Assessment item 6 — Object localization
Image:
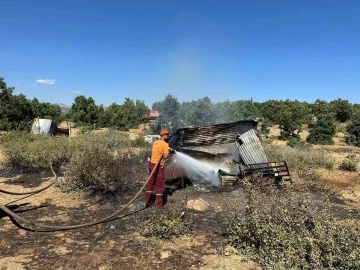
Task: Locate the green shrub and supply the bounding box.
[260,118,271,136]
[0,130,130,168]
[0,130,151,193]
[0,131,72,168]
[227,183,360,269]
[78,125,93,134]
[139,209,191,239]
[286,137,306,148]
[60,147,148,193]
[306,114,336,145]
[345,112,360,146]
[130,135,149,147]
[339,159,358,172]
[264,144,334,175]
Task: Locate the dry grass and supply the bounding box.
[315,168,358,189]
[334,132,346,145]
[0,255,31,270]
[264,144,335,173]
[0,150,4,164]
[314,168,360,203]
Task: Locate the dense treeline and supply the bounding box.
[1,77,360,146]
[63,95,148,131]
[0,78,62,130]
[0,78,148,132]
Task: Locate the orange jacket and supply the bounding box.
[150,139,169,166]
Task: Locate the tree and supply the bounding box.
[0,77,14,109]
[311,99,333,118]
[353,104,360,115]
[0,77,15,130]
[330,98,353,123]
[262,100,311,139]
[180,97,215,127]
[0,94,32,130]
[47,103,62,123]
[152,94,181,133]
[212,100,234,124]
[307,114,336,145]
[0,78,34,130]
[116,98,148,130]
[69,95,99,126]
[260,118,272,137]
[345,111,360,147]
[30,98,43,118]
[96,104,107,127]
[95,98,148,131]
[30,99,62,123]
[228,99,260,121]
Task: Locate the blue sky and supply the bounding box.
[1,0,360,107]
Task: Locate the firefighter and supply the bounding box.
[145,129,175,207]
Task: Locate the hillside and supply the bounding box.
[56,103,71,114]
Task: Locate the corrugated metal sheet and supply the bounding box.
[235,129,269,166]
[169,120,258,148]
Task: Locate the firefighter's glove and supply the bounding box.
[169,148,176,155]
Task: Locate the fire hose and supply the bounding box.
[0,155,162,231]
[0,165,58,195]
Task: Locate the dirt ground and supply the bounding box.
[1,171,359,269]
[0,168,262,270]
[1,127,360,270]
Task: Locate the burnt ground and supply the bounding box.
[1,169,359,270]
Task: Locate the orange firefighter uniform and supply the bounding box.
[145,129,170,207]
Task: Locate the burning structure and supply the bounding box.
[165,120,291,187]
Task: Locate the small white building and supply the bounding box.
[31,118,57,135]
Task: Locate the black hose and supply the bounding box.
[0,156,162,231]
[0,165,57,195]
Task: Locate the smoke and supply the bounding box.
[163,46,204,98]
[172,152,228,186]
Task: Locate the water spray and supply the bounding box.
[171,152,228,186]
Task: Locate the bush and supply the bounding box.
[286,137,306,148]
[0,130,130,168]
[345,112,360,147]
[306,114,336,145]
[227,183,360,269]
[339,159,358,172]
[264,144,334,175]
[60,147,148,193]
[139,208,191,239]
[0,130,151,194]
[78,125,93,134]
[0,131,72,168]
[130,135,150,147]
[260,118,271,136]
